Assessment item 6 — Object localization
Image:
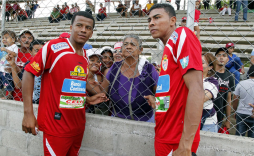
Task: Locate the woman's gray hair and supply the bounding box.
[122,34,142,48]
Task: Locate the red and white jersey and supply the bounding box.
[25,38,88,137]
[155,27,203,144]
[17,49,32,68]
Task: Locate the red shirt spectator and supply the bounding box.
[60,7,67,14]
[18,9,28,18]
[6,3,11,12]
[99,6,107,17]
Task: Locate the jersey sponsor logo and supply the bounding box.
[59,95,85,109]
[180,56,189,69]
[70,65,87,77]
[62,79,86,94]
[30,61,41,72]
[169,31,178,44]
[155,96,170,112]
[162,55,168,71]
[51,42,70,52]
[156,75,170,93]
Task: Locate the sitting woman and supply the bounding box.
[100,34,159,122]
[219,3,231,16]
[201,53,219,132]
[96,3,107,21]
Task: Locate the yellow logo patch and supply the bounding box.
[30,61,40,72]
[70,65,87,77]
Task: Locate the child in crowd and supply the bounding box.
[225,42,245,86]
[22,39,45,104]
[113,42,123,62]
[181,16,187,26]
[0,30,19,99]
[194,1,210,40]
[219,3,231,16]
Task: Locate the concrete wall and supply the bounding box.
[0,100,254,156]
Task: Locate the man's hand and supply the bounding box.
[241,67,245,74]
[173,147,191,156]
[87,93,108,105]
[6,54,15,66]
[144,95,155,109]
[249,103,254,118]
[22,113,39,135]
[224,120,231,129]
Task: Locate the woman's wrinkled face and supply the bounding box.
[122,37,142,59]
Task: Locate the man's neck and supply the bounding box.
[229,53,233,57]
[20,47,30,53]
[69,38,84,56]
[215,64,225,73]
[161,27,176,45]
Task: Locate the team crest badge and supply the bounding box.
[170,31,178,44]
[162,55,168,71]
[180,56,189,69]
[70,65,87,77]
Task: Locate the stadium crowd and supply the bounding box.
[0,1,254,156]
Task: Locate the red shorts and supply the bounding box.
[142,9,150,15]
[43,133,84,156]
[154,140,199,156]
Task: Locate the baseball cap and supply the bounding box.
[83,44,93,50]
[182,17,187,21]
[19,29,35,39]
[59,32,70,39]
[114,42,123,50]
[215,47,228,56]
[248,65,254,77]
[86,48,102,59]
[100,46,115,55]
[226,43,234,48]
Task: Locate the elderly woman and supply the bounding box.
[100,34,159,122]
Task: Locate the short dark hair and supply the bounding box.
[71,11,95,28]
[2,30,17,42]
[215,47,228,56]
[149,3,176,18]
[31,39,45,47]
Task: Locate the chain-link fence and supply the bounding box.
[0,0,254,142]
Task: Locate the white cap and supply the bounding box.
[100,46,115,55]
[86,48,102,59]
[114,42,123,49]
[19,29,35,38]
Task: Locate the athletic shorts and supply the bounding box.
[154,140,199,156]
[43,133,84,156]
[194,22,199,26]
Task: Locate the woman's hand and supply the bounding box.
[144,95,156,109]
[87,93,109,105]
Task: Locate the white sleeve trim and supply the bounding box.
[176,28,187,61]
[42,42,50,69]
[165,44,177,63]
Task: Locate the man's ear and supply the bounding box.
[170,16,177,27]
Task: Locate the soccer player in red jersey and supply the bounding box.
[148,4,204,156]
[22,11,108,156]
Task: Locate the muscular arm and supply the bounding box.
[224,91,232,128]
[177,70,204,154]
[232,94,239,111]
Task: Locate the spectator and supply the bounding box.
[100,34,159,122]
[0,30,19,100]
[32,1,40,18]
[75,3,80,11]
[5,2,11,22]
[22,39,44,104]
[201,53,219,132]
[48,8,61,23]
[181,16,187,26]
[148,4,203,155]
[86,0,94,15]
[214,47,235,131]
[24,1,31,19]
[100,46,114,75]
[64,2,70,11]
[67,4,79,20]
[104,0,111,13]
[247,48,254,79]
[56,4,60,11]
[60,5,68,20]
[125,0,131,9]
[175,0,181,10]
[225,43,245,86]
[30,3,35,19]
[233,65,254,138]
[11,2,20,21]
[194,1,209,40]
[216,0,222,9]
[130,0,142,17]
[203,0,210,10]
[17,9,28,21]
[220,3,231,16]
[142,0,154,16]
[235,0,248,22]
[96,3,107,21]
[230,0,236,9]
[113,42,123,62]
[116,1,128,17]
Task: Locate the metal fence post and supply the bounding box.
[1,0,6,47]
[186,0,195,31]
